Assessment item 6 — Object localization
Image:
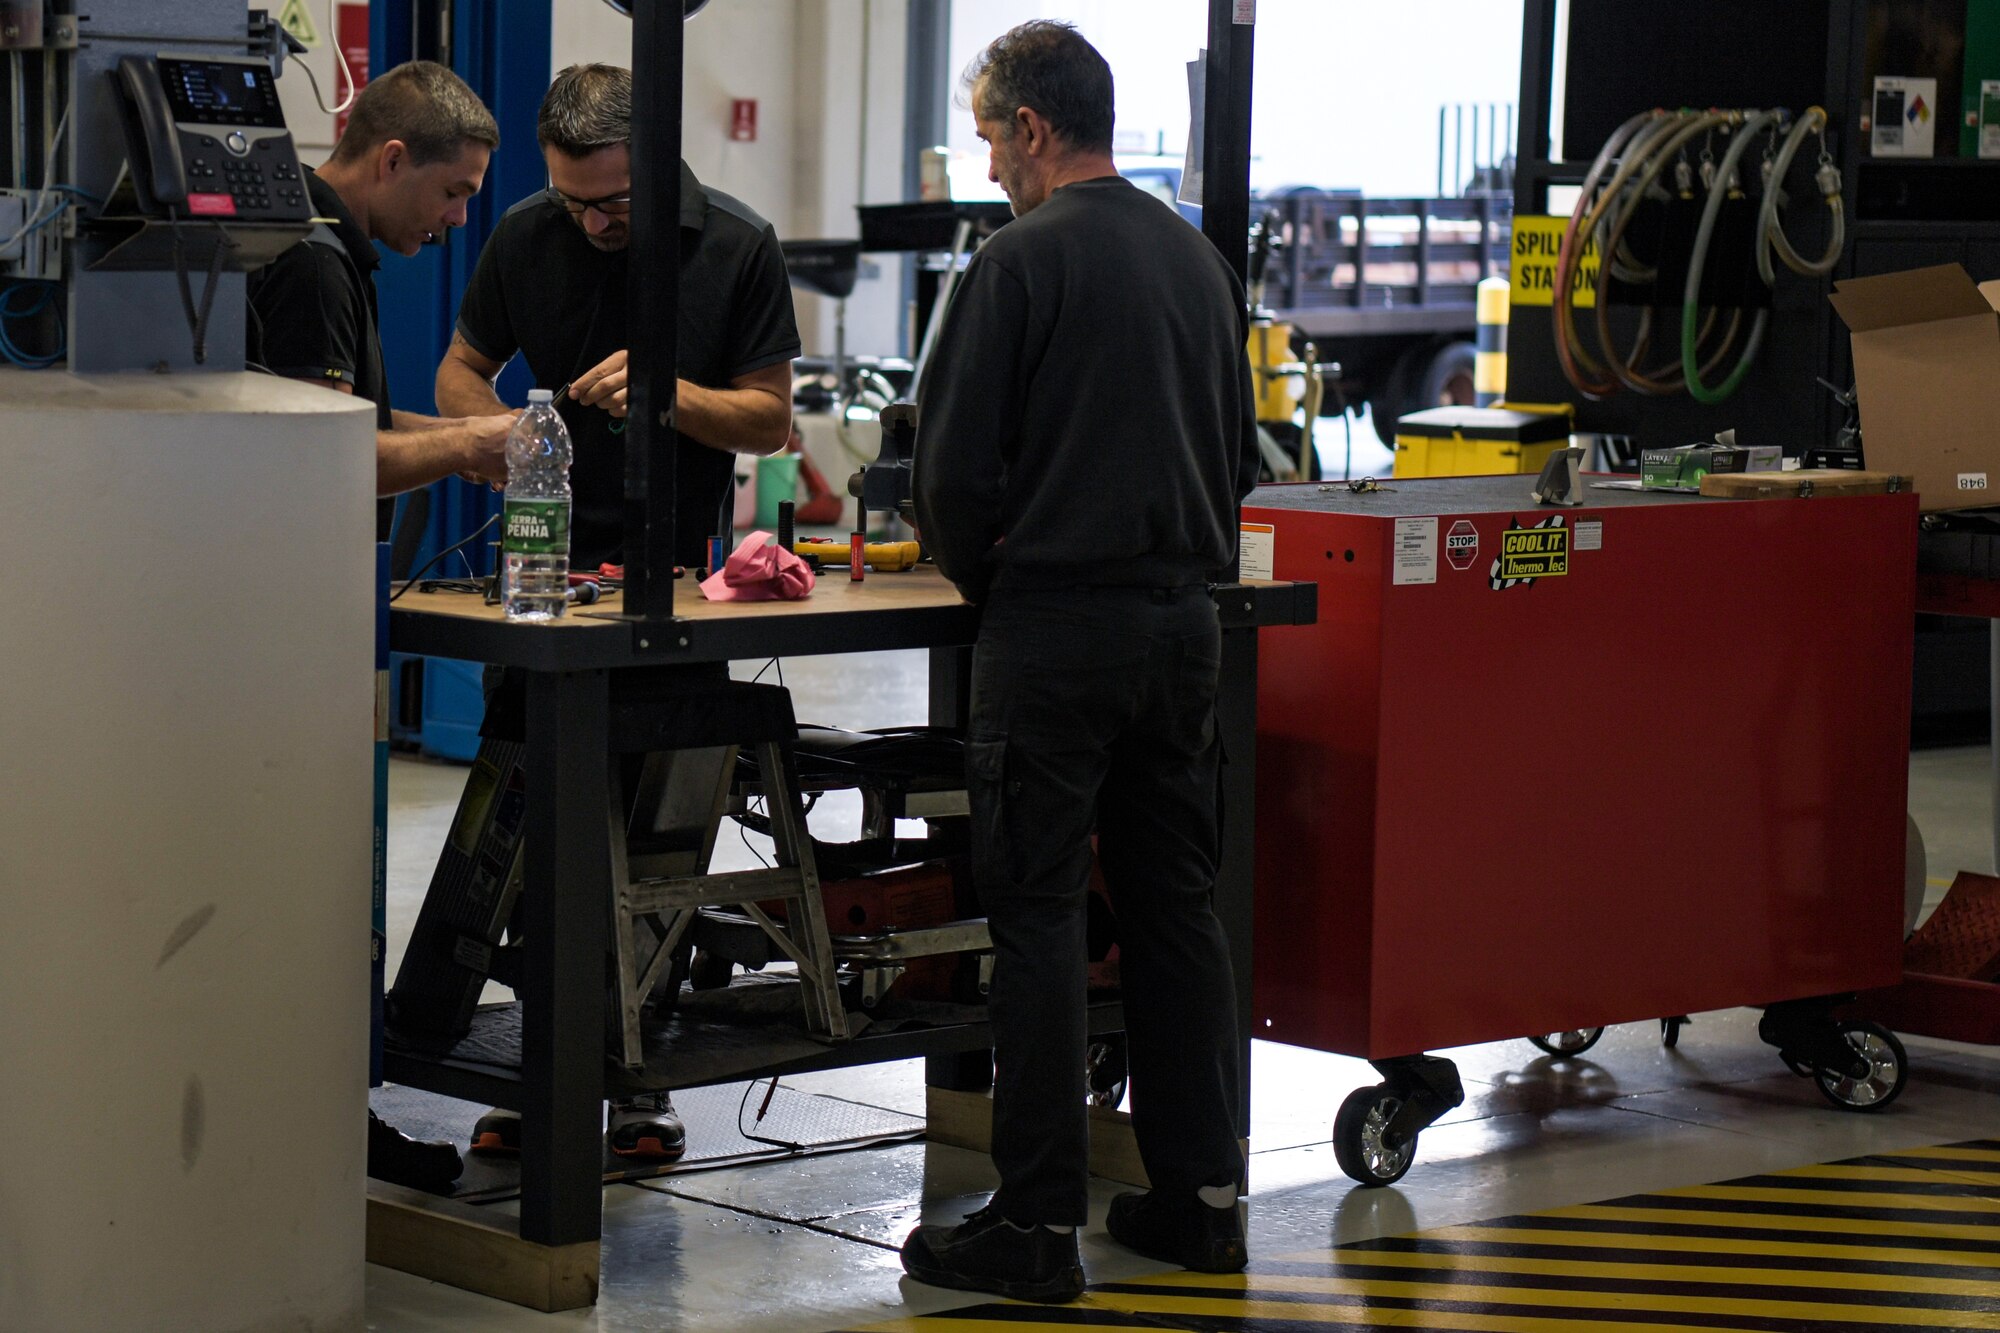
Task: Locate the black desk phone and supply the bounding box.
[113,54,312,223]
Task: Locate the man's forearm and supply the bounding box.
[436,357,509,418]
[391,408,449,431]
[377,425,475,496]
[677,380,789,456]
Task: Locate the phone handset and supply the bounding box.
[115,55,188,210]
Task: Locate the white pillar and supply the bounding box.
[0,371,376,1332]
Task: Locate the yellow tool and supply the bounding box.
[793,539,923,573]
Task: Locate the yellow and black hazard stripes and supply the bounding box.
[847,1140,2000,1332]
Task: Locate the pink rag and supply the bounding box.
[698,530,817,602]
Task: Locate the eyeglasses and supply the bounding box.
[543,186,633,218]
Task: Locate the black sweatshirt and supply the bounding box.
[914,176,1259,601]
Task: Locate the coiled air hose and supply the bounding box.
[1554,104,1848,405]
[1758,106,1844,282]
[1682,109,1781,404]
[1594,110,1738,393]
[1552,109,1663,398]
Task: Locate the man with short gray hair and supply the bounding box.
[899,19,1258,1304]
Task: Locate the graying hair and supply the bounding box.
[539,64,631,156]
[332,60,498,166]
[959,20,1114,152]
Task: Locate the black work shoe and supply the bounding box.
[608,1092,687,1161]
[367,1109,464,1193]
[1106,1189,1247,1273]
[467,1106,520,1156]
[900,1204,1086,1304]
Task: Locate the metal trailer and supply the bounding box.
[1261,187,1511,442]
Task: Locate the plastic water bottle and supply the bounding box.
[502,388,573,621]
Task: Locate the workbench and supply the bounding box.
[383,566,1314,1306]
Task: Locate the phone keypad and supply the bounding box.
[179,131,309,218]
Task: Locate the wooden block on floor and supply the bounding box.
[367,1179,600,1312]
[925,1085,1151,1188]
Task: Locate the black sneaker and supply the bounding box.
[367,1110,464,1193]
[1106,1189,1247,1273]
[900,1204,1086,1304]
[608,1092,687,1161]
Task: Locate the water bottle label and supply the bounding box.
[503,499,571,556]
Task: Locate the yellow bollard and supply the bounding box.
[1475,275,1509,407]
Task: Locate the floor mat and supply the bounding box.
[845,1138,2000,1331]
[370,1077,925,1201]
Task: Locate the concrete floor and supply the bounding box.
[365,651,2000,1331]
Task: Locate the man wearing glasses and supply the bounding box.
[437,61,798,571]
[433,62,800,1163]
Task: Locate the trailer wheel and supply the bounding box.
[1333,1085,1418,1187]
[1372,340,1480,447]
[1814,1022,1907,1112]
[1418,340,1479,411]
[1528,1027,1604,1057]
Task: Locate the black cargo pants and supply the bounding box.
[968,583,1243,1226]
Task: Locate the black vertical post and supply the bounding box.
[1514,0,1559,214]
[902,0,950,201]
[519,669,611,1245]
[624,2,683,621]
[1202,0,1256,1149]
[1200,0,1254,284]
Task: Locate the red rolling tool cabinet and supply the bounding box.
[1245,475,1918,1184]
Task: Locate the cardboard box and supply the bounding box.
[1829,264,2000,512]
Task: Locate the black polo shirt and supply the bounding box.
[248,167,395,537]
[454,161,801,568]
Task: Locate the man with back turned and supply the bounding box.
[900,19,1261,1306]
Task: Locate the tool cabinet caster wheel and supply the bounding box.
[1528,1027,1603,1057]
[1815,1021,1907,1112]
[1086,1035,1129,1109]
[1333,1085,1417,1187]
[1661,1016,1688,1048]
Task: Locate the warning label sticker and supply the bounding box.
[1392,516,1438,586]
[1491,516,1570,590]
[1574,519,1603,551]
[1239,522,1274,580]
[1445,519,1479,571]
[1509,215,1597,309]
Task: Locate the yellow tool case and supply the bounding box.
[1392,405,1572,479]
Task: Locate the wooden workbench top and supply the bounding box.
[389,565,1313,671]
[390,564,980,669]
[394,563,969,629]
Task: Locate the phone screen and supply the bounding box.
[160,59,284,129]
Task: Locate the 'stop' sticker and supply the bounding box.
[1445,519,1479,571]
